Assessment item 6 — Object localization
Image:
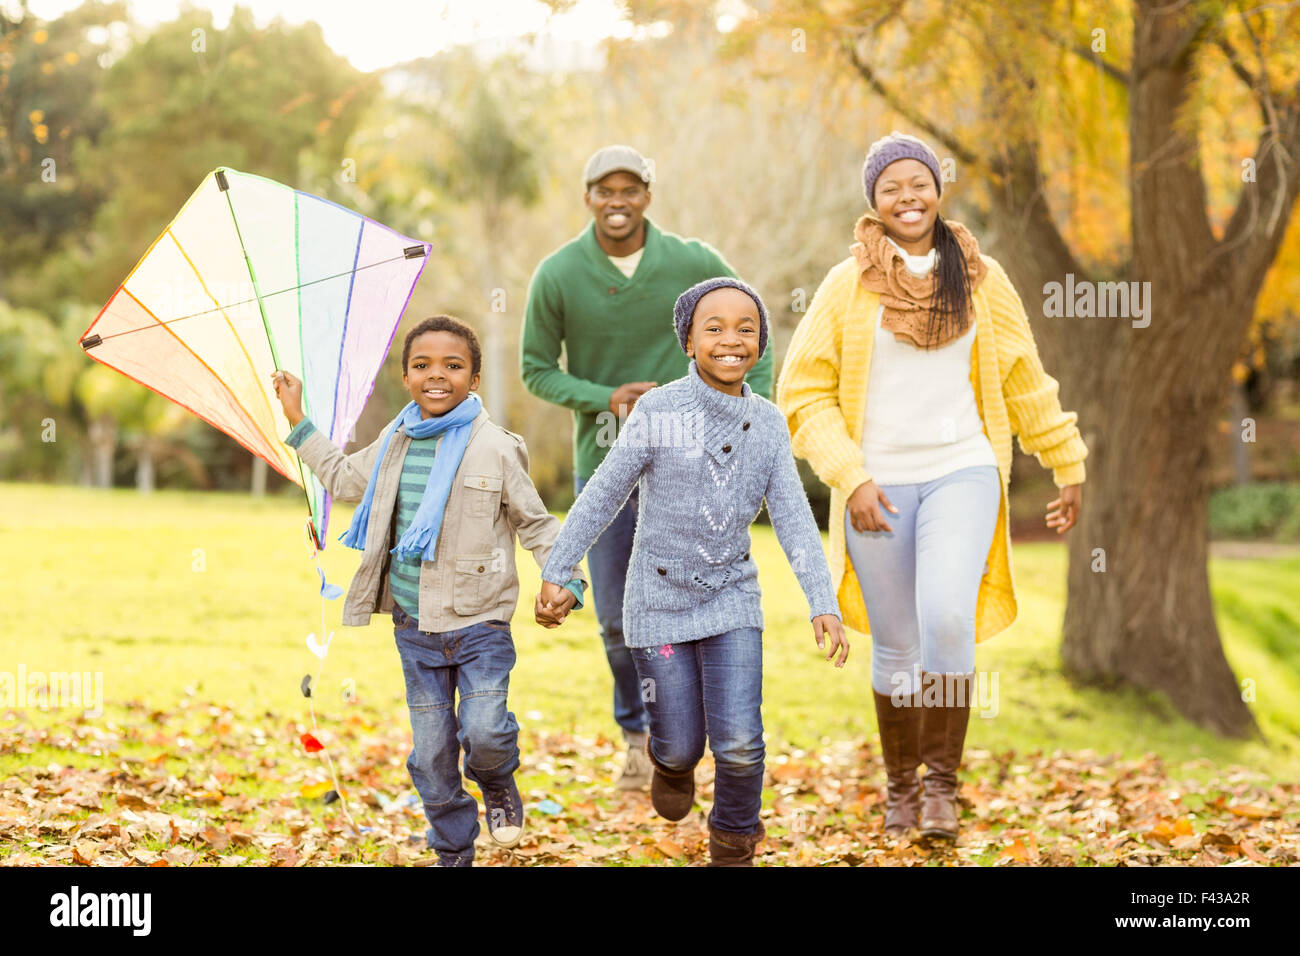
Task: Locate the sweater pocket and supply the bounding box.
[452,553,499,615]
[462,474,504,518]
[643,558,698,611]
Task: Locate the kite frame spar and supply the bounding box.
[79,166,432,548]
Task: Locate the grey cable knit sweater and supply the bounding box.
[540,359,841,648]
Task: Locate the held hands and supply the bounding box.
[1046,484,1082,534]
[813,614,849,667]
[535,581,577,628]
[271,370,305,426]
[848,480,898,533]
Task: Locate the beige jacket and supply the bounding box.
[291,406,586,631]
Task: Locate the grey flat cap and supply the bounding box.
[584,145,654,189]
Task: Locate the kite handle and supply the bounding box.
[303,518,321,557]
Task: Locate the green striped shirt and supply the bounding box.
[389,434,443,619]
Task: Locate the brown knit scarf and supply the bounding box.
[849,213,988,350]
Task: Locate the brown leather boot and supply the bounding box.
[872,687,923,836]
[919,672,975,841]
[645,737,695,822]
[707,819,766,866]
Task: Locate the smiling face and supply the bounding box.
[402,330,479,419]
[584,170,651,252]
[685,287,761,396]
[872,158,940,255]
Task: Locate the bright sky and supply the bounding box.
[21,0,648,71]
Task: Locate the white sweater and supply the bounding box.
[859,239,998,485]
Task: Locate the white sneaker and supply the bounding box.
[615,734,652,791]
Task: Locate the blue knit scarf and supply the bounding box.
[338,392,482,562]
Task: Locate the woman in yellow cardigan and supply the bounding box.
[776,132,1087,842]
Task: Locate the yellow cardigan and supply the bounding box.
[776,254,1088,642]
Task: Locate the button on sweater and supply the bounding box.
[541,359,841,648]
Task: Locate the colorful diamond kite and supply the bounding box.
[79,167,431,546]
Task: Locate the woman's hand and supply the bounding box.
[535,581,577,628]
[271,370,305,427]
[813,614,850,667]
[1046,484,1082,534]
[847,480,898,533]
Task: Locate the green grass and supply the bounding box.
[2,479,1298,790]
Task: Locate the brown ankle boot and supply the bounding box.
[872,687,923,836]
[645,737,695,822]
[707,819,766,866]
[919,672,974,841]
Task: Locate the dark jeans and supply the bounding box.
[392,606,520,864]
[575,472,649,736]
[631,628,765,834]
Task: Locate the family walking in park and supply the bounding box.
[271,132,1088,866]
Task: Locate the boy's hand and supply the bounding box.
[813,614,849,667]
[535,581,577,628]
[271,370,305,426]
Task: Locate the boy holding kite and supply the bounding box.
[273,315,586,866]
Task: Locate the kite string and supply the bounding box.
[305,543,357,831]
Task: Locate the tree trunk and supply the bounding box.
[1229,383,1251,486]
[135,442,154,493]
[481,208,507,431]
[1059,289,1259,737]
[250,455,267,497]
[88,415,116,488]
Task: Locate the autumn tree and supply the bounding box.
[750,0,1300,736]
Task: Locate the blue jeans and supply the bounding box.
[631,628,765,834]
[575,473,649,736]
[392,606,521,863]
[843,464,1001,697]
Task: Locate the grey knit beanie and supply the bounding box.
[862,131,943,209]
[673,277,769,358]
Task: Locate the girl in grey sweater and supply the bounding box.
[538,276,847,865]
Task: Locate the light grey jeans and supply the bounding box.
[844,465,1001,696]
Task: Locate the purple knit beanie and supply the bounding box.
[673,276,769,358]
[861,131,943,209]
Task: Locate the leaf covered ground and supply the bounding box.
[2,695,1296,867]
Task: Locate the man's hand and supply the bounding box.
[271,370,305,426]
[535,581,577,628]
[847,480,898,533]
[813,614,849,667]
[609,381,658,416]
[1046,484,1082,534]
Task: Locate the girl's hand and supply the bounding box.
[813,614,849,667]
[271,370,305,427]
[848,480,898,533]
[1046,484,1082,534]
[535,581,576,628]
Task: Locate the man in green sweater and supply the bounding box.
[521,145,773,790]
